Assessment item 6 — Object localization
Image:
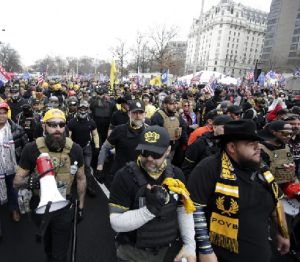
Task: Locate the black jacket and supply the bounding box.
[9,119,28,161]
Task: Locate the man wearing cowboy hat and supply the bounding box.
[188,119,290,262]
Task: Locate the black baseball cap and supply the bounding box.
[258,120,292,141]
[227,105,242,114]
[136,126,170,154]
[213,115,232,126]
[128,100,145,112]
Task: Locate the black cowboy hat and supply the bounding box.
[213,119,264,142]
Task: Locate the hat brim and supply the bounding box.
[136,144,166,154]
[212,133,264,142]
[257,130,277,141]
[130,108,145,113]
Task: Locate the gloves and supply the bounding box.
[78,208,84,223]
[145,186,169,216]
[27,174,40,190]
[95,169,105,184]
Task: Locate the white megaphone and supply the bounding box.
[35,153,69,214]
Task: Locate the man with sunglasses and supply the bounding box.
[13,108,86,262]
[68,101,99,197]
[95,100,147,184]
[259,120,297,185]
[109,125,196,262]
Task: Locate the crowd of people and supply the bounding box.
[0,77,300,262]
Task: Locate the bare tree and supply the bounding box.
[111,39,130,79]
[0,43,22,72]
[31,56,56,75]
[148,25,178,73]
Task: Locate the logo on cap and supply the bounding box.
[136,102,141,108]
[145,132,160,143]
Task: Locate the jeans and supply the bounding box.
[82,144,92,177]
[5,174,18,211]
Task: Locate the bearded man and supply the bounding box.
[109,125,196,262]
[13,109,86,262]
[188,120,290,262]
[151,96,188,161]
[95,100,148,183]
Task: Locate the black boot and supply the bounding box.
[86,176,97,198]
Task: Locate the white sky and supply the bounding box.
[0,0,272,66]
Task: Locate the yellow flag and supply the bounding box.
[110,60,117,92]
[149,75,162,87]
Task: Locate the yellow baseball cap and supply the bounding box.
[43,109,66,122]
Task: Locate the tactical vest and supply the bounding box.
[94,99,112,118]
[127,162,179,249]
[158,110,182,141]
[260,144,296,184]
[36,137,74,195]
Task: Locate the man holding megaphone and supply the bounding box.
[13,108,86,262]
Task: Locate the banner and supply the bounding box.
[110,60,117,92]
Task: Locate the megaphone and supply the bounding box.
[35,153,69,214]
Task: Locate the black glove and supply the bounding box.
[27,174,40,190]
[95,169,105,183]
[145,186,168,216]
[78,208,84,223]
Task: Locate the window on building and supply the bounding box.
[289,52,297,57]
[290,44,298,50]
[214,67,217,71]
[294,28,300,35]
[215,61,217,65]
[292,36,300,43]
[229,31,231,35]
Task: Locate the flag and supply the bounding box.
[190,72,202,84]
[246,71,254,81]
[149,75,162,87]
[22,72,30,80]
[37,73,45,84]
[257,72,265,87]
[0,65,10,83]
[161,70,168,85]
[295,68,300,77]
[110,60,117,92]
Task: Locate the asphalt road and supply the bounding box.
[0,177,117,262]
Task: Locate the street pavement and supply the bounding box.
[0,177,117,262]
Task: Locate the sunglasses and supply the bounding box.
[46,122,66,128]
[141,150,164,159]
[278,130,292,137]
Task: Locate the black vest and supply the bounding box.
[127,162,179,249]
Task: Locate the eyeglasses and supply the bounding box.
[46,122,66,128]
[141,150,164,159]
[183,104,189,107]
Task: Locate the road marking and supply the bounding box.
[91,168,110,198]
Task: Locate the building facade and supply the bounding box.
[185,0,268,78]
[261,0,300,71]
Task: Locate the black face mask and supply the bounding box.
[44,130,66,152]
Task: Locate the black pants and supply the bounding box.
[32,197,74,262]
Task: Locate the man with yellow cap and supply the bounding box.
[13,108,86,262]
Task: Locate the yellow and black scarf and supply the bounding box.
[210,151,288,254]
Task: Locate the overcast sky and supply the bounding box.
[0,0,272,66]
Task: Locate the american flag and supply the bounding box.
[246,71,254,81]
[202,75,216,96]
[37,73,45,84]
[190,72,203,84]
